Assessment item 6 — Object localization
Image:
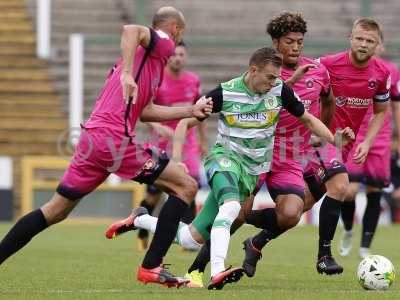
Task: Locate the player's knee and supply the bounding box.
[173,174,197,202]
[277,209,302,229]
[276,198,303,229]
[217,201,241,222]
[328,184,347,200]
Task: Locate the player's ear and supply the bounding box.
[272,38,279,49]
[249,65,257,75]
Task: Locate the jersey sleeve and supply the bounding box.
[205,85,223,113]
[281,83,305,117]
[374,69,391,103]
[319,67,331,97]
[390,66,400,101]
[150,28,174,59]
[196,85,223,122]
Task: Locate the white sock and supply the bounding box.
[210,201,241,277]
[134,215,158,233]
[176,224,202,251]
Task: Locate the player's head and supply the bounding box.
[247,47,283,94]
[350,18,382,65]
[152,7,185,44]
[167,42,187,73]
[267,12,307,67]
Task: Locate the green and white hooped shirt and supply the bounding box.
[204,73,305,175]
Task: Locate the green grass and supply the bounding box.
[0,223,398,300]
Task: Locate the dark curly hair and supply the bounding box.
[266,12,307,40]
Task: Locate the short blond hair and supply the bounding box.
[152,7,185,29]
[352,17,383,39]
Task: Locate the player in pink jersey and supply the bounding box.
[339,36,400,258]
[0,7,213,288]
[148,42,207,223]
[240,12,351,276]
[313,18,390,270]
[179,13,354,284]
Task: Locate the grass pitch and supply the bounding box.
[0,222,398,300]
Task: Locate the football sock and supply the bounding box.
[319,196,342,258]
[250,208,285,251]
[134,214,158,233]
[0,209,48,265]
[341,200,356,231]
[361,191,382,248]
[141,195,188,269]
[187,215,242,274]
[210,201,241,277]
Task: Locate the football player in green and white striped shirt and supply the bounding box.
[106,47,338,289]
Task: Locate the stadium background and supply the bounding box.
[0,0,399,223]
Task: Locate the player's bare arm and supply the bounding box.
[146,122,175,138]
[285,63,317,87]
[120,25,151,104]
[353,102,388,164]
[140,96,213,122]
[172,117,201,162]
[320,89,336,128]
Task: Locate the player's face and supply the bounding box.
[171,21,185,44]
[350,25,380,64]
[168,46,187,72]
[274,32,304,67]
[250,63,281,94]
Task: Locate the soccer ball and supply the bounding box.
[357,255,395,290]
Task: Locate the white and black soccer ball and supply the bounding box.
[357,255,395,290]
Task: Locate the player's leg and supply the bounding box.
[305,144,348,274]
[359,185,381,258]
[207,171,245,290]
[138,161,198,268]
[339,182,360,256]
[338,142,364,256]
[0,128,108,265]
[0,193,80,265]
[242,166,305,277]
[359,148,390,258]
[185,196,250,288]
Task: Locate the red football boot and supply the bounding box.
[105,207,148,239]
[137,265,189,288]
[207,266,244,290]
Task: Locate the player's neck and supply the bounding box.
[348,51,369,68]
[166,67,182,79]
[283,62,299,70]
[244,72,257,95]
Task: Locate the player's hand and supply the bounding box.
[286,64,317,86]
[335,127,355,147]
[121,71,138,104]
[193,96,213,119]
[353,140,370,164]
[310,134,323,147]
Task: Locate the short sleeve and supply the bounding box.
[196,85,223,122]
[390,66,400,101]
[374,69,391,104]
[320,68,331,97]
[205,85,223,113]
[150,28,174,59]
[281,83,305,117]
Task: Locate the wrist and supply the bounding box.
[189,106,195,118]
